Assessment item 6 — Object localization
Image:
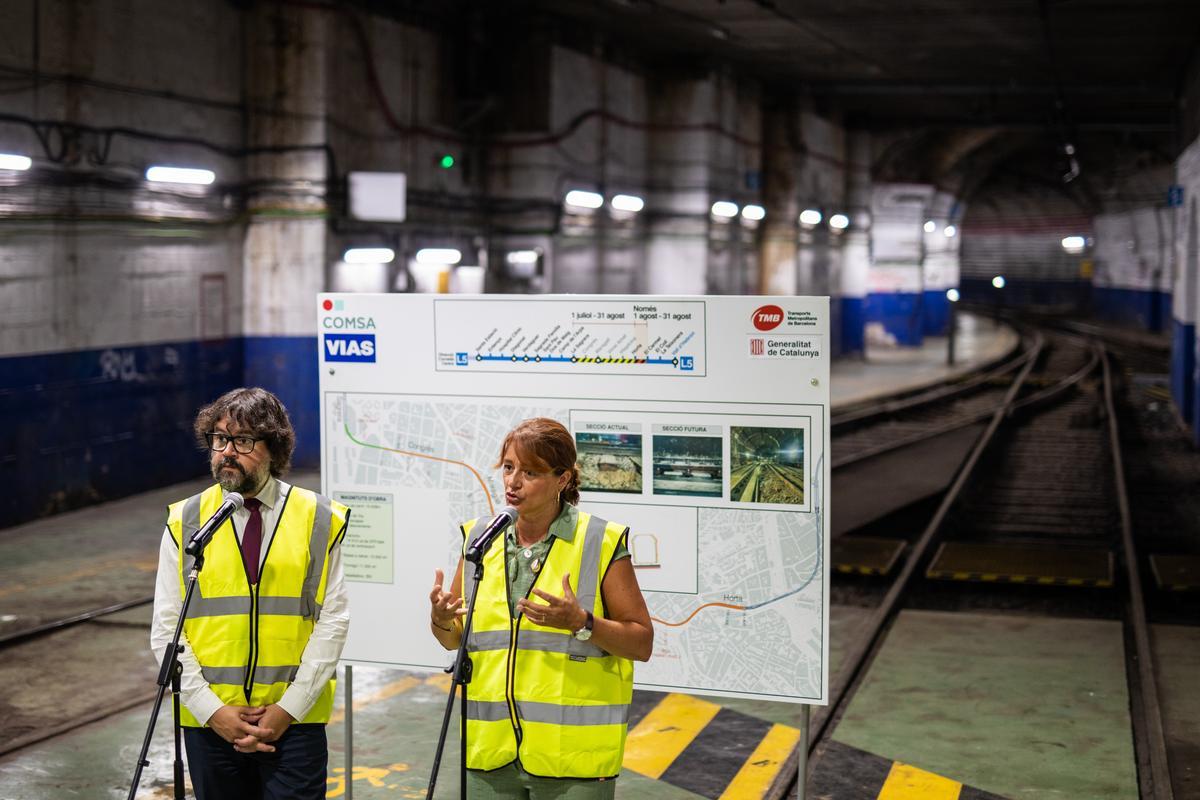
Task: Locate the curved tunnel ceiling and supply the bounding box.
[362,0,1199,189]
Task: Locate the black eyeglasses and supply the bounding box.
[205,432,262,454]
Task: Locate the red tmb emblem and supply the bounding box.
[752,304,784,331]
[750,338,765,355]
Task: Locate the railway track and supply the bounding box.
[775,329,1177,800]
[731,462,806,503]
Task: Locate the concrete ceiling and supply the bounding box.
[527,0,1200,208]
[533,0,1198,132]
[368,0,1200,204]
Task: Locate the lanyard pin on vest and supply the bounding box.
[426,505,518,800]
[127,492,245,800]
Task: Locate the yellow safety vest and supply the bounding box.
[461,511,633,778]
[166,483,349,728]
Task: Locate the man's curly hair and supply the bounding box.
[193,387,295,477]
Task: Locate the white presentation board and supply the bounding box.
[318,294,831,704]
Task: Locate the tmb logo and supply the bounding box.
[324,333,376,363]
[752,304,784,331]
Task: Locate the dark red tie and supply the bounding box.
[242,498,263,584]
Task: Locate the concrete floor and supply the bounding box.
[831,313,1020,409]
[6,597,1190,799]
[16,315,1172,800]
[1154,624,1200,799]
[834,610,1138,800]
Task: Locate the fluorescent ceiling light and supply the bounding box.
[0,153,32,171]
[611,194,644,212]
[1061,235,1086,252]
[924,220,937,233]
[415,248,462,265]
[829,213,850,230]
[799,209,822,225]
[992,275,1006,289]
[565,190,604,209]
[711,201,738,218]
[343,247,395,264]
[946,288,961,302]
[146,166,215,185]
[506,250,540,265]
[740,204,765,221]
[943,225,957,238]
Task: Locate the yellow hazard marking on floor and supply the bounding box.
[716,722,801,799]
[877,761,962,800]
[326,763,417,798]
[623,693,722,779]
[328,676,422,724]
[424,672,453,692]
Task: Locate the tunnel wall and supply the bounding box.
[0,1,863,528]
[1091,208,1173,333]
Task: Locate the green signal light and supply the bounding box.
[439,154,455,169]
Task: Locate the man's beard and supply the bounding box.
[212,458,266,495]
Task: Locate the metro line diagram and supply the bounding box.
[465,352,695,369]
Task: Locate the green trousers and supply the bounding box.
[465,762,617,799]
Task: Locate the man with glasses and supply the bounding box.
[151,387,351,800]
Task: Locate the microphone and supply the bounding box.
[185,492,246,557]
[464,506,518,563]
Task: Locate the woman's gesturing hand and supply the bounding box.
[429,568,464,629]
[517,573,587,632]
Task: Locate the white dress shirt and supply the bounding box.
[150,476,350,725]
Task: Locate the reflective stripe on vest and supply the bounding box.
[167,483,348,728]
[461,510,633,778]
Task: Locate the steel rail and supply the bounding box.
[763,336,1047,800]
[832,340,1096,471]
[831,334,1027,429]
[1103,348,1174,800]
[0,596,154,649]
[768,335,1113,799]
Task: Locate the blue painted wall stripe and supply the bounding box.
[959,277,1091,308]
[1171,320,1195,425]
[244,336,321,471]
[0,339,242,528]
[1093,286,1171,332]
[866,292,924,346]
[922,290,950,336]
[840,297,865,356]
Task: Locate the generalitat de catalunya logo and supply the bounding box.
[752,304,784,331]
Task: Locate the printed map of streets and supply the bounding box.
[325,392,825,702]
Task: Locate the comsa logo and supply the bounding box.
[752,304,784,331]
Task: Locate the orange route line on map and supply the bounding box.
[343,423,496,517]
[650,601,746,627]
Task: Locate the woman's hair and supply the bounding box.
[495,417,581,505]
[193,387,295,478]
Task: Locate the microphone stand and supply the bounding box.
[128,551,207,800]
[426,552,487,800]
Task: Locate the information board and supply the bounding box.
[318,294,831,704]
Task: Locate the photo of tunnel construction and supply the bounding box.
[652,434,723,497]
[730,426,805,504]
[576,431,643,494]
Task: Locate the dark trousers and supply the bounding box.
[184,723,327,800]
